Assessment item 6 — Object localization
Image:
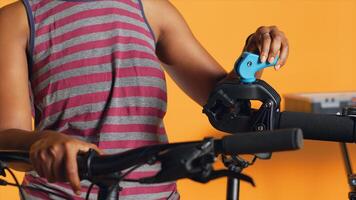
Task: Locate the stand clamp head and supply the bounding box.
[203,52,281,134]
[203,52,281,159]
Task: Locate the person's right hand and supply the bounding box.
[29,130,102,195]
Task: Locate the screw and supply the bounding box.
[247,61,253,67]
[265,102,273,108]
[351,179,356,186]
[230,113,237,119]
[257,125,264,131]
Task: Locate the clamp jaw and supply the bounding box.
[203,79,280,133]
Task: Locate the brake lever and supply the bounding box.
[190,169,255,186]
[138,138,215,184]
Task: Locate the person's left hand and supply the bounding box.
[244,26,289,70]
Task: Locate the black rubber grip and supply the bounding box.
[277,111,356,143]
[221,128,303,154]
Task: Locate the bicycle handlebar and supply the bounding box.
[0,128,303,179]
[0,128,303,200]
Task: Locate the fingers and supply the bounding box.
[49,146,65,182]
[65,142,101,195]
[40,151,55,182]
[275,39,289,70]
[29,132,102,196]
[65,143,82,195]
[252,26,289,69]
[90,144,104,155]
[269,30,282,64]
[256,27,271,63]
[30,150,44,177]
[30,145,60,183]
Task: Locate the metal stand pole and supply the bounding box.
[340,143,356,200]
[227,177,240,200]
[341,107,356,200]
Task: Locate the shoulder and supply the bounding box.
[0,1,29,48]
[140,0,187,43]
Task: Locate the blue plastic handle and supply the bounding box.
[235,52,279,83]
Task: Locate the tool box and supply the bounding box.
[284,92,356,114]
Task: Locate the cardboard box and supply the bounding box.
[284,92,356,114]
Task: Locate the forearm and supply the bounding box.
[163,61,227,106]
[0,129,41,151]
[0,129,42,171]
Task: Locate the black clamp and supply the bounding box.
[203,78,280,134]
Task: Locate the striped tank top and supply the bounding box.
[21,0,179,199]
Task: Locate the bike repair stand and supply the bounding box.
[341,107,356,200]
[223,153,256,200]
[203,52,280,200]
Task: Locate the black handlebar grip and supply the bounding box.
[221,128,303,155]
[276,111,356,143]
[76,149,100,179]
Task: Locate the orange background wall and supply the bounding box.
[1,0,356,199]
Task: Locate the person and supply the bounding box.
[0,0,289,199]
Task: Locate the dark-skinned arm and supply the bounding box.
[142,0,289,106]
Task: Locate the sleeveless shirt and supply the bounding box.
[21,0,179,199]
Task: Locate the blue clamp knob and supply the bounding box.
[235,52,279,83]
